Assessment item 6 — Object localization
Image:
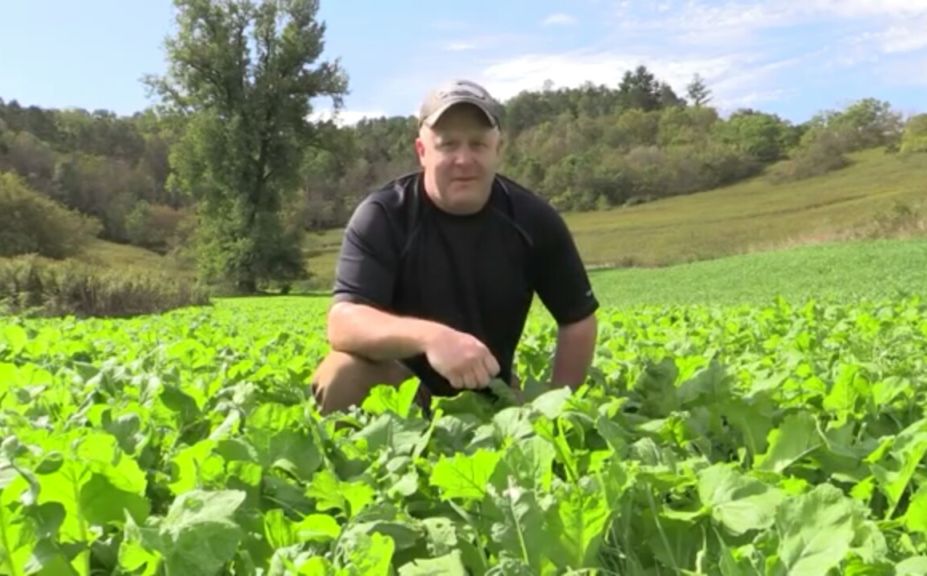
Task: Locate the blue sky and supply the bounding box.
[2,0,926,125]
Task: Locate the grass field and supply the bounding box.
[587,236,927,308]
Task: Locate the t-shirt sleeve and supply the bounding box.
[531,202,599,325]
[332,198,397,308]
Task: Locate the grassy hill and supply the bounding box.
[566,148,926,268]
[77,147,926,294]
[300,148,926,288]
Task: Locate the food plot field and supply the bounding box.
[2,295,927,575]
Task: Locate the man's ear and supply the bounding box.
[414,137,426,166]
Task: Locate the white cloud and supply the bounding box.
[542,13,577,26]
[310,107,387,127]
[475,49,770,110]
[595,0,927,106]
[875,21,927,54]
[612,0,927,49]
[802,0,927,18]
[443,42,477,52]
[720,89,792,109]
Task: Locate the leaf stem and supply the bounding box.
[646,488,679,573]
[0,499,22,576]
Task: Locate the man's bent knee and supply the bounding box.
[310,351,412,415]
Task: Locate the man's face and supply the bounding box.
[415,104,502,215]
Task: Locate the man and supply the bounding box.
[311,79,599,415]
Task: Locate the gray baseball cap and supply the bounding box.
[418,79,502,128]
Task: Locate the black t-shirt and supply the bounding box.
[332,171,599,397]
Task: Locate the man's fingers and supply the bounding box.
[472,363,491,388]
[481,354,499,379]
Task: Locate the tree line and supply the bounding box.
[2,0,926,293]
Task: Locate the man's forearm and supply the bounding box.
[326,301,445,361]
[551,313,598,389]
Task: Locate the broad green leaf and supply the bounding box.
[341,481,377,518]
[722,395,774,458]
[76,431,147,494]
[0,363,19,396]
[596,415,630,454]
[755,412,822,473]
[421,517,458,556]
[340,504,424,553]
[896,557,927,575]
[489,478,555,574]
[677,357,729,406]
[3,325,28,356]
[822,364,865,424]
[430,449,501,501]
[34,460,92,543]
[168,439,219,495]
[491,407,534,443]
[905,485,927,533]
[533,417,579,482]
[160,489,246,576]
[868,418,927,517]
[775,484,860,575]
[160,384,201,425]
[361,379,421,418]
[0,485,34,576]
[342,532,394,576]
[80,473,150,526]
[118,514,164,575]
[297,556,335,576]
[295,513,341,542]
[306,469,375,518]
[264,509,298,549]
[632,358,679,417]
[354,412,427,456]
[21,538,79,576]
[398,550,468,576]
[548,476,610,569]
[530,387,572,420]
[717,540,762,576]
[698,464,784,536]
[487,378,520,407]
[247,404,321,481]
[494,436,555,492]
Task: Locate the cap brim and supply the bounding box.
[422,98,498,128]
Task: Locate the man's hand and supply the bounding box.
[424,326,500,390]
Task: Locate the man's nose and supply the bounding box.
[452,145,477,165]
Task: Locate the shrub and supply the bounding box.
[0,171,101,258]
[767,129,851,183]
[125,201,194,253]
[900,114,927,154]
[0,255,209,317]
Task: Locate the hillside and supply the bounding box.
[74,147,926,294]
[566,148,927,268]
[298,147,926,289]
